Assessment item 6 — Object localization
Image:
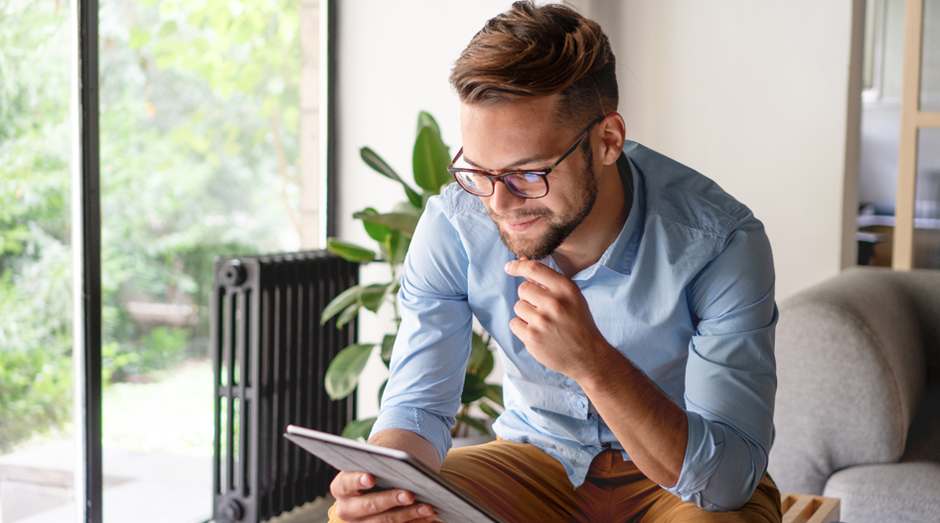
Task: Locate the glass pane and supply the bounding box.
[913,128,940,267]
[922,0,940,111]
[97,0,307,520]
[0,1,77,521]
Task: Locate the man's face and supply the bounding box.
[458,96,599,260]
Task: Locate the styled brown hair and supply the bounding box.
[450,1,618,129]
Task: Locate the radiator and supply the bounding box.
[211,251,359,523]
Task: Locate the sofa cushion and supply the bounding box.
[769,267,928,495]
[823,462,940,523]
[901,384,940,463]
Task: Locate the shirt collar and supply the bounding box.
[596,151,645,276]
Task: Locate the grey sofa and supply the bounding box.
[768,266,940,523]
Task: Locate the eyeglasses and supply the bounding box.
[447,116,605,199]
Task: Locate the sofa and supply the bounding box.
[768,266,940,523]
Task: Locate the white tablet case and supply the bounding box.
[283,425,510,523]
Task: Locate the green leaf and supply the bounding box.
[360,208,390,242]
[360,147,403,182]
[484,384,504,408]
[403,185,423,209]
[353,211,419,239]
[360,147,423,207]
[416,111,442,137]
[128,26,152,49]
[455,414,490,436]
[358,283,388,313]
[157,21,178,38]
[413,126,451,193]
[381,334,395,365]
[321,285,363,325]
[335,303,361,328]
[325,343,375,399]
[341,417,377,441]
[479,401,501,419]
[461,373,488,404]
[385,231,409,266]
[327,238,376,263]
[467,331,490,374]
[377,379,388,406]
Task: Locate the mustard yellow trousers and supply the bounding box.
[328,438,782,523]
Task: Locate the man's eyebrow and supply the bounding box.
[462,153,552,171]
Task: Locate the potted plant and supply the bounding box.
[321,112,503,441]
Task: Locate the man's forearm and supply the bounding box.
[368,428,442,472]
[577,345,688,488]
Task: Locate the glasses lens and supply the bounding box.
[455,170,493,195]
[505,172,547,197]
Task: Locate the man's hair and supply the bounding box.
[450,1,618,129]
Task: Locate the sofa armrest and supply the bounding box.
[768,267,927,495]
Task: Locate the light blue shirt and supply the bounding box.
[371,141,777,512]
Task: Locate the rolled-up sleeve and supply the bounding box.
[369,196,472,464]
[664,215,778,512]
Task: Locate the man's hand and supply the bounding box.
[329,471,436,523]
[330,429,440,523]
[504,258,613,381]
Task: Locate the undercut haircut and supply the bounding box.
[450,1,618,130]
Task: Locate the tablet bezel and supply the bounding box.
[283,424,510,523]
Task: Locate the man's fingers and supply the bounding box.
[504,258,564,289]
[516,280,551,306]
[330,471,374,499]
[509,317,528,340]
[513,298,538,322]
[335,489,435,522]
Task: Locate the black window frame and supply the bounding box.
[74,0,338,520]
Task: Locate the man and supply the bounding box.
[330,2,780,522]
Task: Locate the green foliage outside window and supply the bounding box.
[0,0,301,451]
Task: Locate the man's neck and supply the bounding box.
[552,159,629,278]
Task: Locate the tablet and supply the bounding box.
[284,425,510,523]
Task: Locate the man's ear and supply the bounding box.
[598,113,626,166]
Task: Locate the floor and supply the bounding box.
[0,438,335,523]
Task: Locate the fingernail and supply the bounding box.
[398,492,409,504]
[418,505,432,516]
[359,475,370,487]
[505,261,512,272]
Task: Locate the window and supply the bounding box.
[0,0,333,521]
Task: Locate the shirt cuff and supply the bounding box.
[370,405,454,464]
[664,410,767,512]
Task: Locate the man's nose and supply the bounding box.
[487,178,525,216]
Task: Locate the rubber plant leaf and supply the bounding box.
[325,343,375,399]
[412,126,451,193]
[360,147,423,208]
[321,285,363,324]
[327,238,376,263]
[359,283,389,313]
[381,334,396,365]
[335,303,361,328]
[341,416,377,441]
[359,207,391,242]
[353,211,419,239]
[460,373,488,404]
[484,384,504,408]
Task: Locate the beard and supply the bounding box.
[487,146,598,260]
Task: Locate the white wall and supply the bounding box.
[595,0,862,301]
[335,0,863,415]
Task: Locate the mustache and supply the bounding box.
[487,208,552,221]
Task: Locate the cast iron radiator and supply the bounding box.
[211,251,359,523]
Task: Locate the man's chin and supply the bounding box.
[498,227,554,260]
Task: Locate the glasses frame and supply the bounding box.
[447,115,605,199]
